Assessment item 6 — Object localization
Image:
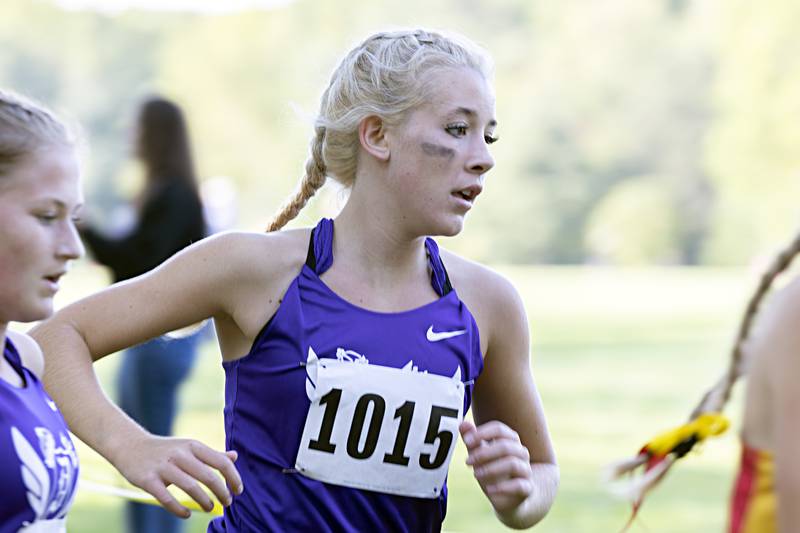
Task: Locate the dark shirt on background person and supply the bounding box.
[81,179,205,282]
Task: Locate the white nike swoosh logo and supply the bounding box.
[426,326,467,342]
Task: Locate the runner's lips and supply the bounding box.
[453,184,483,202]
[43,271,66,283]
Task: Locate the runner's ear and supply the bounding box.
[358,116,390,162]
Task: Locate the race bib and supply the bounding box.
[296,354,465,498]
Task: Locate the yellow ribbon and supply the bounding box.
[644,412,730,456]
[78,479,224,516]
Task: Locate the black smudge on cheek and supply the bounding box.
[421,142,455,160]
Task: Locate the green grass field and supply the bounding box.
[46,263,756,532]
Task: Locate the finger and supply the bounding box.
[485,477,534,498]
[459,420,477,437]
[174,454,232,507]
[226,450,239,462]
[463,421,520,461]
[473,456,532,486]
[191,442,244,496]
[141,476,191,518]
[459,420,481,451]
[471,420,521,443]
[164,464,215,512]
[469,439,530,467]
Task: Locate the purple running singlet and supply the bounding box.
[209,218,484,532]
[0,338,79,532]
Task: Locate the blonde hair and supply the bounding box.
[0,90,73,177]
[266,28,493,232]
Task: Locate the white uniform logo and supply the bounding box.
[425,326,467,342]
[11,426,78,532]
[298,346,464,498]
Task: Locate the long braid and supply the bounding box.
[690,232,800,418]
[266,125,327,232]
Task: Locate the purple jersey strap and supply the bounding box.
[3,337,23,377]
[424,237,453,297]
[306,218,453,296]
[307,217,334,275]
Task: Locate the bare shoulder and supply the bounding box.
[772,275,800,322]
[201,227,312,355]
[200,228,310,281]
[7,330,44,379]
[439,249,526,355]
[440,248,523,311]
[746,276,800,380]
[754,277,800,344]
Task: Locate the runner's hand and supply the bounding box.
[111,434,243,518]
[460,420,533,516]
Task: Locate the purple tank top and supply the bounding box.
[0,338,79,532]
[209,219,483,532]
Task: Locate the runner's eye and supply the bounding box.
[445,124,468,137]
[35,213,58,224]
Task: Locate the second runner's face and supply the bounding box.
[386,67,497,237]
[0,147,84,323]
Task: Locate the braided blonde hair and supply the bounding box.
[0,89,73,178]
[266,28,493,232]
[691,234,800,418]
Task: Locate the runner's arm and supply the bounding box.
[29,232,270,517]
[463,272,558,529]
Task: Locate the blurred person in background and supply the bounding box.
[32,29,557,531]
[611,235,800,533]
[0,89,84,531]
[705,241,800,533]
[79,96,206,533]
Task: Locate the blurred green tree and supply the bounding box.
[0,0,731,265]
[585,176,680,265]
[703,0,800,264]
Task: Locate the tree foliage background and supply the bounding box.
[1,0,795,266]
